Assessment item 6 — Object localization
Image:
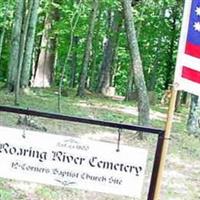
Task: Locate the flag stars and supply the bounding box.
[195,6,200,16]
[194,6,200,32]
[193,22,200,32]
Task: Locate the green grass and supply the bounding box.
[0,189,13,200]
[0,87,199,157]
[0,87,138,122]
[36,186,59,200]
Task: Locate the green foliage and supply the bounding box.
[114,65,128,96]
[135,0,183,93]
[0,0,184,98]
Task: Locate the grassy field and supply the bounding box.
[0,86,200,200]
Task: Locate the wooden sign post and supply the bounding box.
[148,86,178,200]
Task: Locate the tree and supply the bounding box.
[97,9,122,95]
[187,95,200,136]
[77,0,99,97]
[20,0,40,88]
[6,0,40,105]
[69,36,79,88]
[1,0,184,110]
[0,1,10,63]
[134,0,182,97]
[164,3,180,90]
[58,0,82,112]
[7,0,25,91]
[33,1,59,88]
[15,0,34,104]
[146,1,165,92]
[121,0,150,129]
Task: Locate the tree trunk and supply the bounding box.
[33,7,58,88]
[182,92,190,106]
[125,63,134,100]
[0,27,6,63]
[187,95,200,136]
[69,36,79,88]
[121,0,150,128]
[88,45,98,91]
[0,24,6,64]
[0,1,10,63]
[7,0,25,91]
[77,0,99,97]
[175,91,181,112]
[97,10,122,95]
[89,8,102,91]
[21,0,40,88]
[15,0,33,105]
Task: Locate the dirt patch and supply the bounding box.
[76,101,181,122]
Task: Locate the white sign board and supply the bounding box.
[0,126,148,198]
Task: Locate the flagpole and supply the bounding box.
[153,86,178,200]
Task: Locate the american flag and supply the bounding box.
[185,1,200,58]
[174,0,200,96]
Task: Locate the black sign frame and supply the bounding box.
[0,105,165,200]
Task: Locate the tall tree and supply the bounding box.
[15,0,34,105]
[33,1,59,87]
[20,0,40,88]
[0,1,10,63]
[121,0,150,128]
[77,0,99,97]
[97,10,122,95]
[125,60,134,100]
[88,7,102,91]
[7,0,25,91]
[69,36,79,88]
[187,95,200,136]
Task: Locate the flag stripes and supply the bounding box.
[185,42,200,59]
[182,66,200,84]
